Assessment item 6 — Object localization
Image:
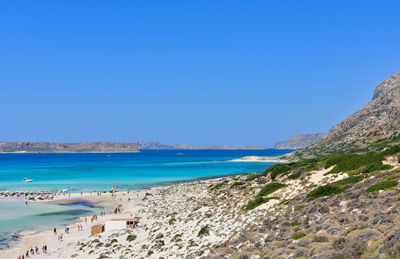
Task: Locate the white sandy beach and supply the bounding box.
[0,162,350,259]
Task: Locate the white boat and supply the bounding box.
[22,178,33,182]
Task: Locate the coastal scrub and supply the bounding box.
[257,182,287,197]
[307,184,344,199]
[365,180,398,193]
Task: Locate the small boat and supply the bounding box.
[22,178,33,182]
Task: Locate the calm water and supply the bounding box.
[0,149,291,247]
[0,149,290,193]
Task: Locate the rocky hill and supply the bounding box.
[296,70,400,157]
[275,133,328,150]
[0,142,139,153]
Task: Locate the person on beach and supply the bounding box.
[35,246,39,254]
[85,217,87,223]
[54,227,57,234]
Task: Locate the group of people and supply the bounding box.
[17,245,47,259]
[113,204,122,214]
[90,215,98,223]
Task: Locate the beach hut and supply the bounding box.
[105,218,140,231]
[91,224,104,235]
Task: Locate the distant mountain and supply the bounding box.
[0,142,139,153]
[298,70,400,156]
[137,141,266,150]
[274,133,328,150]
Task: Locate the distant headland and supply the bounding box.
[0,141,267,153]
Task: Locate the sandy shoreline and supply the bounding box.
[0,175,230,259]
[229,155,290,163]
[0,160,355,258]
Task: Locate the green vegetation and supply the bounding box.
[198,226,210,237]
[365,180,398,192]
[168,218,176,225]
[126,234,137,242]
[244,196,280,210]
[294,205,304,211]
[361,164,393,173]
[257,182,287,197]
[291,222,300,227]
[321,145,400,174]
[280,200,291,205]
[246,174,261,181]
[211,182,223,190]
[265,164,291,180]
[292,232,307,240]
[287,171,301,180]
[307,184,344,199]
[230,182,245,188]
[332,175,363,186]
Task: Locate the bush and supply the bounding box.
[328,152,384,174]
[332,176,363,186]
[126,234,137,242]
[294,205,304,211]
[365,180,398,193]
[305,163,319,171]
[257,182,287,196]
[288,171,301,180]
[265,164,291,180]
[307,184,344,199]
[246,173,261,181]
[244,196,280,210]
[211,183,223,190]
[230,182,245,188]
[168,218,176,225]
[292,232,307,240]
[361,164,393,173]
[198,226,210,237]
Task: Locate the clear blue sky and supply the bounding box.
[1,1,400,147]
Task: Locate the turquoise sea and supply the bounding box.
[0,149,291,248]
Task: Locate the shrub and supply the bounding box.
[305,163,319,171]
[292,232,307,240]
[332,176,363,186]
[361,164,393,173]
[307,184,344,199]
[257,182,287,197]
[265,164,291,180]
[288,171,301,180]
[294,205,304,211]
[126,234,137,242]
[280,200,290,205]
[327,152,384,174]
[365,180,398,193]
[211,183,223,190]
[246,173,261,181]
[321,153,357,169]
[198,226,210,237]
[230,182,245,188]
[244,196,280,210]
[291,222,300,227]
[168,218,176,225]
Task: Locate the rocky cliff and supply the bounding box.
[0,142,139,153]
[298,70,400,156]
[275,133,328,150]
